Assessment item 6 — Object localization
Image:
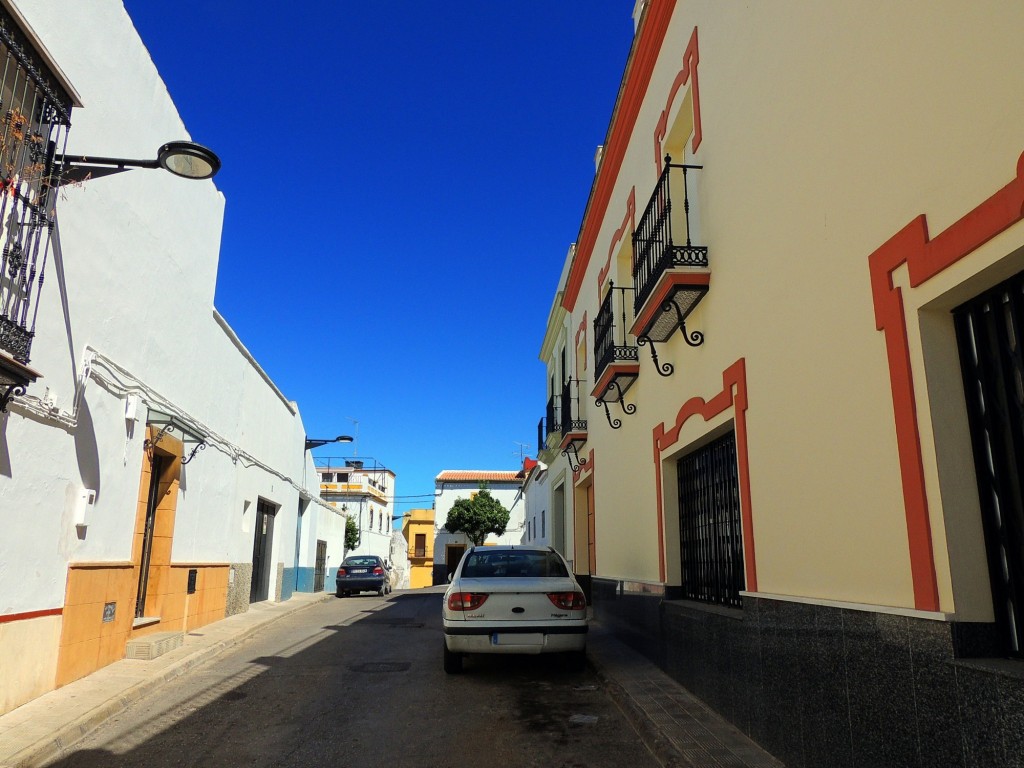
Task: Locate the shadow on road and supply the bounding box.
[45,588,602,768]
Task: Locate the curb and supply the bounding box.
[7,593,335,768]
[588,651,691,768]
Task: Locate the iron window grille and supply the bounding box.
[0,6,72,368]
[955,272,1024,658]
[677,432,745,608]
[632,158,707,317]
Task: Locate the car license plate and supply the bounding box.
[491,633,544,646]
[351,568,367,574]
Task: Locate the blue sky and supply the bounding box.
[121,2,635,517]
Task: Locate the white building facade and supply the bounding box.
[432,470,526,584]
[0,0,331,715]
[318,459,396,566]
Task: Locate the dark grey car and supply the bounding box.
[336,555,387,597]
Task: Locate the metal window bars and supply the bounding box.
[0,7,73,368]
[677,432,745,608]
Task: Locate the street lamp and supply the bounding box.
[55,141,221,185]
[304,435,354,451]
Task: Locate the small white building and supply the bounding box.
[318,459,396,565]
[432,469,526,584]
[520,460,555,550]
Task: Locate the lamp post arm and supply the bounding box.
[57,155,160,170]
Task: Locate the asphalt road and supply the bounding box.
[46,588,660,768]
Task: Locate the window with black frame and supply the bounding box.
[677,432,745,608]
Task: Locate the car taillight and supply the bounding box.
[373,566,384,575]
[447,592,488,611]
[337,568,346,576]
[547,591,586,610]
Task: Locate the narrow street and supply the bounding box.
[46,590,659,768]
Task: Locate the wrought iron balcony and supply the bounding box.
[559,379,588,471]
[631,158,709,348]
[546,393,560,441]
[0,7,73,409]
[592,281,638,428]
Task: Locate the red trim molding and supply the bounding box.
[564,0,677,312]
[0,607,62,624]
[597,189,637,297]
[651,359,756,587]
[573,448,595,485]
[654,26,702,172]
[867,149,1024,612]
[630,272,711,339]
[591,363,641,399]
[574,313,588,374]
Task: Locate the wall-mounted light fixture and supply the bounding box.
[305,435,354,451]
[55,141,221,185]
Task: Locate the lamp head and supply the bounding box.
[157,141,221,180]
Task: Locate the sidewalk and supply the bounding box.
[0,594,783,768]
[0,591,335,768]
[586,624,784,768]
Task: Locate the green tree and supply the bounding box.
[445,489,510,546]
[344,515,360,552]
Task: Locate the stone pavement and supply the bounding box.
[0,592,783,768]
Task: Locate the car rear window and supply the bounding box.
[460,550,568,579]
[343,557,379,567]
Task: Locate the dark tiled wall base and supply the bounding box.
[591,581,1024,768]
[591,578,665,666]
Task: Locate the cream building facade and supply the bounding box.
[532,1,1024,765]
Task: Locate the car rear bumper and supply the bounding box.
[443,623,587,654]
[336,576,385,592]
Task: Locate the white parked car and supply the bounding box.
[442,545,588,673]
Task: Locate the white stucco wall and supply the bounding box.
[1,0,322,618]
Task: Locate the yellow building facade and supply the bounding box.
[535,2,1024,765]
[402,509,435,589]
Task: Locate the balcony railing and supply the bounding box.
[632,158,707,317]
[546,394,561,438]
[560,379,587,435]
[0,8,73,368]
[594,281,638,380]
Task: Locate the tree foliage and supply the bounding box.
[445,489,510,546]
[344,515,360,551]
